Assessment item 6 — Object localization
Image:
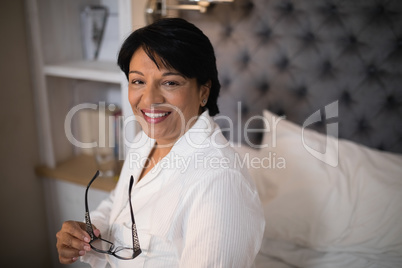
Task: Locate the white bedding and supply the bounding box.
[233,109,402,267]
[255,238,402,268]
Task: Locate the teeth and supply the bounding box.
[144,112,169,119]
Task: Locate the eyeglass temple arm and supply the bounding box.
[129,176,141,253]
[85,170,100,240]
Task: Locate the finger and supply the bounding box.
[59,255,77,265]
[58,246,87,264]
[93,228,101,238]
[56,230,90,251]
[61,246,87,258]
[62,221,91,243]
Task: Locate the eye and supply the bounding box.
[131,79,144,85]
[163,81,179,87]
[162,80,180,88]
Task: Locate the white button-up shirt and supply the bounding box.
[82,111,265,267]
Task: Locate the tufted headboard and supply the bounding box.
[181,0,402,154]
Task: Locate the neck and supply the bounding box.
[152,143,173,161]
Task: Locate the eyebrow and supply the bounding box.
[163,72,185,78]
[128,70,185,78]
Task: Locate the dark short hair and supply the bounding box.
[117,18,220,116]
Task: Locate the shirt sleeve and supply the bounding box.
[179,169,265,268]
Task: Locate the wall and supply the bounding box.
[0,1,51,267]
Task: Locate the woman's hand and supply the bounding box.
[56,221,100,264]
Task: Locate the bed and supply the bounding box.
[180,0,402,267]
[234,109,402,267]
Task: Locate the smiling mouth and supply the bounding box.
[141,109,171,123]
[144,112,170,118]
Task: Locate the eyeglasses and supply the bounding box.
[85,170,142,260]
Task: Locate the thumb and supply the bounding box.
[93,228,101,238]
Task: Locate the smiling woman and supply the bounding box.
[127,47,209,148]
[55,18,265,268]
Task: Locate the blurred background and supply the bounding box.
[0,1,51,267]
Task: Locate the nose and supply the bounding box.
[141,82,164,106]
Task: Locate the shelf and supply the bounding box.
[36,154,118,192]
[43,60,122,84]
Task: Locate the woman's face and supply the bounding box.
[128,47,210,147]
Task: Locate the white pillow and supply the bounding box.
[257,109,402,257]
[231,143,278,203]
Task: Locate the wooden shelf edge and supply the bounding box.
[36,154,117,192]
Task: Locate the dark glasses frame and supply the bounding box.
[85,170,142,260]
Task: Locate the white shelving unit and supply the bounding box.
[26,0,146,168]
[24,0,147,266]
[43,60,122,83]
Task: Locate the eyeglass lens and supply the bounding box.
[91,238,135,259]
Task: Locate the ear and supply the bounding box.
[199,80,211,106]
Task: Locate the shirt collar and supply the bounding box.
[168,110,216,159]
[130,110,216,186]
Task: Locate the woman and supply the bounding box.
[56,18,265,267]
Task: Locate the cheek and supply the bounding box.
[128,89,138,107]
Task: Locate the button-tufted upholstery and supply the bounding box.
[182,0,402,153]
